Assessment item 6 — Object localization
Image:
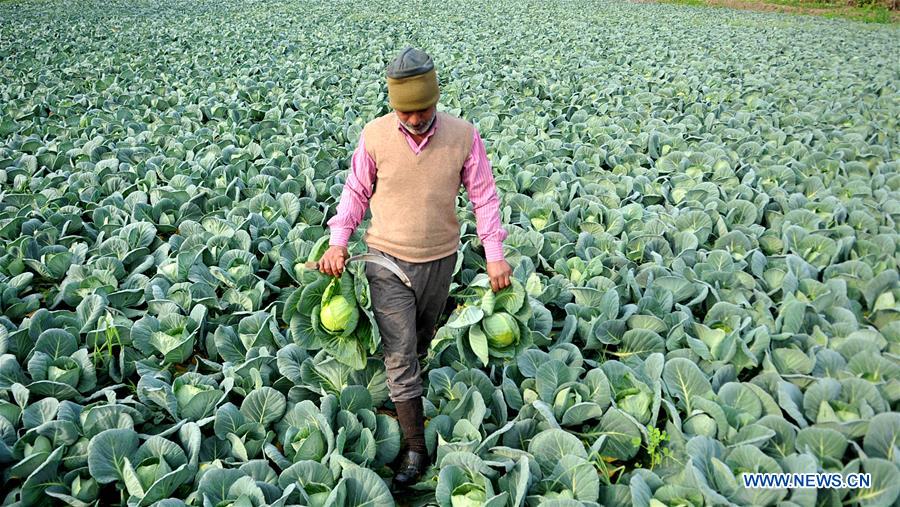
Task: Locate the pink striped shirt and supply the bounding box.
[327,113,508,262]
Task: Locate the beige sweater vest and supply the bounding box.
[362,111,474,263]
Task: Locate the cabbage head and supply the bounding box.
[285,424,328,462]
[176,383,206,409]
[683,412,717,437]
[70,475,99,503]
[482,313,520,348]
[320,294,357,333]
[618,388,653,425]
[452,483,487,507]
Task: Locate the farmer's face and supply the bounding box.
[396,105,436,135]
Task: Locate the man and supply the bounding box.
[317,46,512,488]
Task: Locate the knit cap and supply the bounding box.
[385,47,440,111]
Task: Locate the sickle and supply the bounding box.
[305,253,413,288]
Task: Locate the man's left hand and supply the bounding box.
[486,259,512,292]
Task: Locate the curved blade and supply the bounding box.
[346,253,413,288]
[303,253,413,288]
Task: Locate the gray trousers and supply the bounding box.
[365,247,457,402]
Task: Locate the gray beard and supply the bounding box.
[401,112,435,135]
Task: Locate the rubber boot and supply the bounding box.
[393,397,429,489]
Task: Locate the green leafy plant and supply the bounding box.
[286,269,379,371]
[431,275,534,366]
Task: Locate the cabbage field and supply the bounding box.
[1,0,899,505]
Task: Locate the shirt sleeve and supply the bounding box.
[327,132,376,247]
[461,127,508,262]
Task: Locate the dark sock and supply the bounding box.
[394,397,427,454]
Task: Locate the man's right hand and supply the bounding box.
[318,245,349,277]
